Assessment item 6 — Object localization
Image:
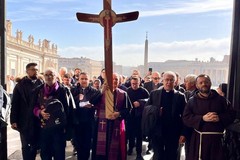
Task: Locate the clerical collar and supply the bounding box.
[31,79,37,83]
[163,88,174,93]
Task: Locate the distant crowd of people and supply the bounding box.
[2,63,235,160]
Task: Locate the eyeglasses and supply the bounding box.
[152,77,160,80]
[164,79,174,83]
[44,74,54,78]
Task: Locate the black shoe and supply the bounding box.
[127,149,133,155]
[135,154,144,160]
[146,149,151,155]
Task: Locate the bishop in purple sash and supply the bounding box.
[92,73,129,160]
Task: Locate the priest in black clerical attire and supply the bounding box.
[145,71,186,160]
[127,76,149,160]
[70,72,102,160]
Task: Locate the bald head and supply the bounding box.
[151,71,161,84]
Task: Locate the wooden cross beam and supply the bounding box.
[76,0,139,118]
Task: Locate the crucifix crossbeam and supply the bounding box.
[76,0,139,118]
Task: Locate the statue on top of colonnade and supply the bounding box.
[6,20,58,55]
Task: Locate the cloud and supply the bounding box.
[59,46,105,61]
[8,0,233,22]
[140,0,232,17]
[59,37,231,66]
[148,38,230,62]
[7,0,77,22]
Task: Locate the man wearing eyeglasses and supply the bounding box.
[144,71,163,94]
[10,62,44,160]
[145,71,186,160]
[32,68,70,160]
[143,71,163,154]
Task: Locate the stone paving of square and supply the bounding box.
[7,124,153,160]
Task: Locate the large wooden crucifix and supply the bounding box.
[76,0,139,118]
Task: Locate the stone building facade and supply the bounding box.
[58,57,125,79]
[58,57,104,79]
[5,19,229,86]
[140,55,230,86]
[6,20,59,77]
[59,55,229,86]
[5,20,123,80]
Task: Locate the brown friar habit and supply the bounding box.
[94,88,127,160]
[183,90,235,160]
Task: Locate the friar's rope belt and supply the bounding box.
[194,129,224,160]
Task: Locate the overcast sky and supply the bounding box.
[7,0,234,66]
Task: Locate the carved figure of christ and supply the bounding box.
[76,0,138,118]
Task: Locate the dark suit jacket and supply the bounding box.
[143,81,162,94]
[145,87,186,137]
[71,84,102,122]
[10,76,43,133]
